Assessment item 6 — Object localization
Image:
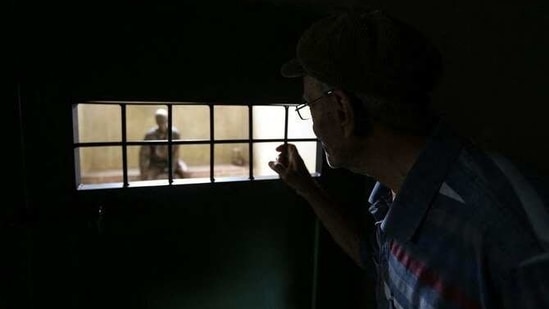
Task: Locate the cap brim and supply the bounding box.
[280,58,305,78]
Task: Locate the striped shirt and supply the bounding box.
[364,123,549,309]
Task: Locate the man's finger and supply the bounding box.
[268,161,285,173]
[275,143,297,152]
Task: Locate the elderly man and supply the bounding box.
[269,8,548,309]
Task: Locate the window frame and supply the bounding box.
[72,101,323,190]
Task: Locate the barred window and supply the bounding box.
[72,101,322,190]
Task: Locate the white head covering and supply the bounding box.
[155,108,168,118]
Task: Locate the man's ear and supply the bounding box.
[332,89,355,137]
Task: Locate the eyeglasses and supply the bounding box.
[295,90,334,120]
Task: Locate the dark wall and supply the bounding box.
[69,181,317,309]
[370,0,549,172]
[11,4,312,309]
[10,0,549,308]
[11,2,362,308]
[15,1,321,102]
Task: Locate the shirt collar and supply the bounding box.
[368,182,393,222]
[380,122,466,242]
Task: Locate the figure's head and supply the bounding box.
[281,8,442,168]
[155,108,169,133]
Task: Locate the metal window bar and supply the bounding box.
[284,105,289,145]
[209,103,215,183]
[73,101,319,188]
[120,104,129,187]
[72,105,82,186]
[167,104,174,184]
[248,105,254,181]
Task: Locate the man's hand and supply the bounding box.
[269,143,364,267]
[268,143,317,196]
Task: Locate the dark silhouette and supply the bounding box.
[270,8,549,309]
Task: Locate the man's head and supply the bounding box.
[282,8,443,96]
[155,108,169,133]
[282,8,442,169]
[282,8,442,133]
